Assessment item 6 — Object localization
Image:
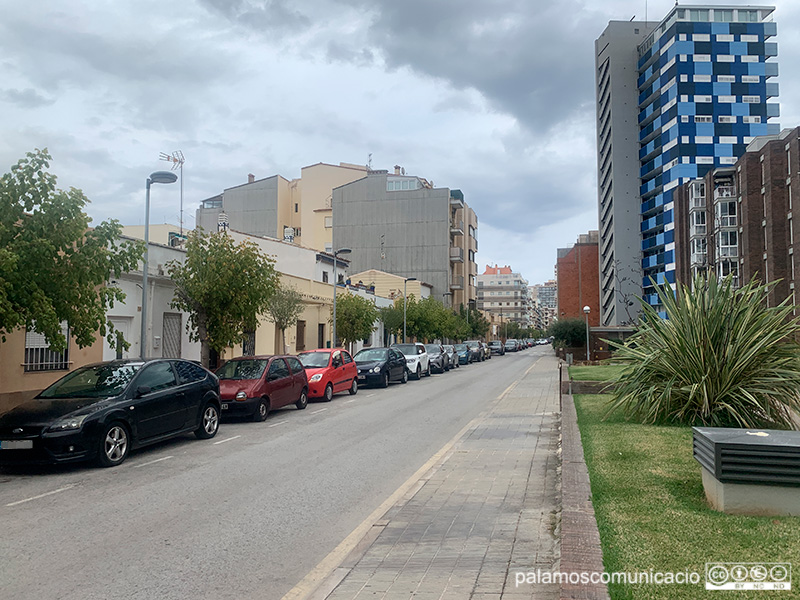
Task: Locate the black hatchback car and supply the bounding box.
[353,347,409,387]
[0,359,221,468]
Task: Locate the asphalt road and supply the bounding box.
[0,347,547,600]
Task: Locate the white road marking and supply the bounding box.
[213,435,241,445]
[133,456,174,468]
[343,399,357,404]
[268,420,289,428]
[365,394,375,398]
[6,484,76,507]
[310,408,328,415]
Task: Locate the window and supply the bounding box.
[322,271,329,283]
[714,9,733,22]
[342,351,353,363]
[692,33,710,42]
[695,95,712,103]
[741,55,759,63]
[687,9,709,21]
[743,96,760,103]
[718,96,735,103]
[717,201,737,227]
[718,260,739,285]
[24,322,69,372]
[267,359,290,380]
[286,356,303,373]
[691,211,707,234]
[742,75,760,83]
[136,362,177,392]
[739,10,759,23]
[717,55,734,63]
[294,203,298,213]
[696,136,714,144]
[718,116,736,123]
[174,361,207,384]
[693,74,712,83]
[718,231,738,256]
[716,34,734,42]
[743,116,761,124]
[717,75,735,83]
[324,216,332,228]
[693,55,711,62]
[695,115,712,123]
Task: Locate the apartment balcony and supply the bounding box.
[449,195,465,209]
[450,220,464,236]
[689,197,706,210]
[449,247,464,263]
[450,276,464,290]
[713,186,735,200]
[690,225,707,237]
[691,253,707,268]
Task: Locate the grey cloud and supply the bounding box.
[2,88,55,108]
[198,0,311,34]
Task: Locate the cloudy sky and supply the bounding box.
[2,0,798,286]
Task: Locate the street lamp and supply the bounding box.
[141,171,178,359]
[403,277,417,343]
[331,248,351,348]
[583,305,591,362]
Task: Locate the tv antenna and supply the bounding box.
[159,150,185,237]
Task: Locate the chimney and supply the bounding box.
[394,165,401,175]
[248,173,255,184]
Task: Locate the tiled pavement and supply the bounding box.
[324,354,562,600]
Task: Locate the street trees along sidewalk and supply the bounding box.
[608,273,800,429]
[167,229,279,368]
[0,149,143,353]
[335,292,378,348]
[266,285,305,354]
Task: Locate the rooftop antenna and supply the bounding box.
[367,153,373,172]
[159,150,186,237]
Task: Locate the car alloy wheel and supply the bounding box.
[382,372,390,388]
[415,365,421,380]
[349,378,358,395]
[253,398,270,422]
[195,403,220,439]
[324,383,334,402]
[401,369,409,383]
[296,389,308,410]
[97,422,129,467]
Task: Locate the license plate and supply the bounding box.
[221,403,229,410]
[0,440,33,450]
[358,375,366,381]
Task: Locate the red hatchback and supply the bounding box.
[216,355,308,421]
[297,349,358,401]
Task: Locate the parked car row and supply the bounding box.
[0,338,543,469]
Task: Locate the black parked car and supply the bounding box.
[0,359,221,468]
[353,347,409,387]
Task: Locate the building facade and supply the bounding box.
[675,126,800,308]
[596,5,779,317]
[556,232,601,326]
[476,265,531,326]
[332,168,478,309]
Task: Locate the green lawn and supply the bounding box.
[568,364,626,381]
[573,394,799,600]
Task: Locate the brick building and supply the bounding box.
[556,231,600,326]
[675,126,800,307]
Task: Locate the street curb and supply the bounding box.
[559,393,610,600]
[281,357,541,600]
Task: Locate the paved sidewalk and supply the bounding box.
[323,354,562,600]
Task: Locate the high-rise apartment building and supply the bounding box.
[332,169,478,309]
[596,5,779,319]
[476,265,531,326]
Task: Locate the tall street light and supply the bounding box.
[141,171,178,359]
[583,305,591,362]
[403,277,417,343]
[331,248,351,348]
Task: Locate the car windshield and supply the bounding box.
[465,341,479,348]
[443,345,453,352]
[454,344,467,351]
[393,344,417,355]
[354,348,387,362]
[425,345,441,354]
[489,341,501,346]
[298,352,331,368]
[38,363,142,399]
[216,359,268,380]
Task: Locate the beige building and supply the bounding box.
[347,269,433,301]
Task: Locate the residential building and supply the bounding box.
[596,5,779,318]
[195,162,368,251]
[332,168,478,309]
[530,280,558,329]
[476,265,531,326]
[675,126,800,308]
[556,231,600,326]
[347,269,433,301]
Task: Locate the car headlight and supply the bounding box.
[406,358,415,364]
[49,414,88,432]
[371,367,380,373]
[235,391,247,401]
[310,374,323,382]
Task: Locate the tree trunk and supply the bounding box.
[197,311,211,369]
[281,328,287,354]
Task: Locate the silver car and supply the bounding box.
[425,344,449,373]
[442,344,460,369]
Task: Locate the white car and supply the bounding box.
[391,343,431,380]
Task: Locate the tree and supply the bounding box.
[548,318,586,348]
[334,292,378,349]
[608,273,800,429]
[265,284,305,353]
[378,304,403,340]
[0,149,143,351]
[167,229,279,368]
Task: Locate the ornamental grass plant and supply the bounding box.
[607,274,800,429]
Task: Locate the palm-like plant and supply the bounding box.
[607,273,800,429]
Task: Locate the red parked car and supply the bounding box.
[216,355,308,421]
[297,348,358,401]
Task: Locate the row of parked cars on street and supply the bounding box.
[0,338,546,468]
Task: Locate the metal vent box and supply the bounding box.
[693,427,800,487]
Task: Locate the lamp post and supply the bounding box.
[141,171,178,359]
[331,248,351,348]
[403,277,417,343]
[583,305,591,362]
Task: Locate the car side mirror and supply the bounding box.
[136,385,152,398]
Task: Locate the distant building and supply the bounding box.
[332,168,478,310]
[556,231,600,326]
[347,268,433,301]
[476,265,531,326]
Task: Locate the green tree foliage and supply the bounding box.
[334,292,378,347]
[0,149,143,351]
[265,284,305,353]
[548,318,586,348]
[378,303,403,338]
[608,274,800,428]
[167,230,279,367]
